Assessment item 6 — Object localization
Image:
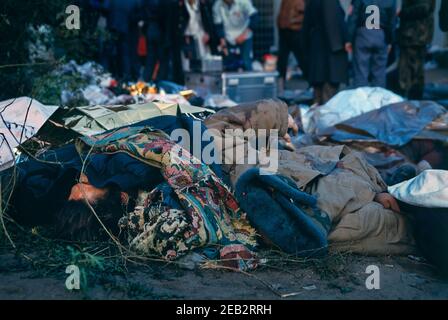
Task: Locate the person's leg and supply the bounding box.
[370,30,388,88]
[171,39,185,85]
[103,42,114,74]
[157,46,170,81]
[277,29,291,81]
[328,201,416,255]
[129,30,141,80]
[408,46,426,100]
[240,37,253,71]
[313,84,323,105]
[322,83,339,104]
[353,29,372,87]
[120,33,132,81]
[144,40,158,82]
[291,30,306,77]
[398,46,412,98]
[371,45,388,88]
[110,32,122,78]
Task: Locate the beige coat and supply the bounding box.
[204,100,416,255]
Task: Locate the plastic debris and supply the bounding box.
[0,97,58,171]
[303,87,404,134]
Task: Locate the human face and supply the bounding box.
[68,174,108,204]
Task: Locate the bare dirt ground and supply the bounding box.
[1,250,447,300]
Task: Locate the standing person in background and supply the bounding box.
[163,0,215,84]
[398,0,435,100]
[302,0,349,105]
[276,0,307,93]
[162,0,186,85]
[105,0,141,81]
[182,0,217,70]
[440,0,448,32]
[88,0,110,68]
[347,0,397,88]
[140,0,165,82]
[213,0,258,71]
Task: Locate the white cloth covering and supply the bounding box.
[388,170,448,208]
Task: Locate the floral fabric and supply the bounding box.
[79,128,257,270]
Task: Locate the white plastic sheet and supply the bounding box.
[0,97,58,171]
[302,87,404,134]
[388,170,448,208]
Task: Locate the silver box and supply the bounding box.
[190,56,223,73]
[222,71,279,103]
[185,72,222,97]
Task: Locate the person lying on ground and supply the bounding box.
[8,101,415,264]
[7,118,257,270]
[7,115,188,238]
[205,100,416,255]
[10,143,164,241]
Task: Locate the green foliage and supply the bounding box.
[66,245,106,290]
[0,0,104,101]
[31,68,89,106]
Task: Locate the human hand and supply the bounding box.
[282,133,295,151]
[345,42,353,54]
[374,193,401,213]
[203,32,210,44]
[288,114,299,136]
[235,29,249,45]
[219,38,228,56]
[348,4,353,15]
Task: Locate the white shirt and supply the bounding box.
[184,0,210,59]
[213,0,257,45]
[185,0,203,36]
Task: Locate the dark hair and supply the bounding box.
[55,187,125,242]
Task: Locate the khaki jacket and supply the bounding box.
[205,99,289,185]
[205,100,416,255]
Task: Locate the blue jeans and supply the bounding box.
[353,28,388,88]
[224,37,253,71]
[239,37,253,71]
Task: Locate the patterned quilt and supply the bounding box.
[78,127,258,270]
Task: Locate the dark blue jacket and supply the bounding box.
[105,0,141,34]
[11,115,222,226]
[347,0,397,45]
[141,0,164,42]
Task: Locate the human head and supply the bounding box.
[68,181,108,203]
[55,184,125,242]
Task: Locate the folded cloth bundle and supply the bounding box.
[235,168,331,257]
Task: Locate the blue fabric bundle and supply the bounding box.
[235,168,330,257]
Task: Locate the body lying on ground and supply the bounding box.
[205,100,415,256]
[7,100,417,269]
